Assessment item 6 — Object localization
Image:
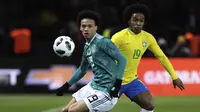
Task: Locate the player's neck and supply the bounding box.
[128,28,141,35]
[85,33,97,44]
[85,38,91,43]
[132,29,141,34]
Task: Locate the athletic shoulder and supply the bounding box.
[142,30,155,39]
[95,34,112,45]
[141,30,158,47]
[111,28,128,45]
[111,28,128,40]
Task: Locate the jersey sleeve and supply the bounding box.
[67,54,90,85]
[148,34,178,80]
[101,39,126,80]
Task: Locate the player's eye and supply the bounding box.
[140,19,144,23]
[82,25,86,28]
[131,18,137,22]
[88,25,92,28]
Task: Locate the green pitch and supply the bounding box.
[0,94,200,112]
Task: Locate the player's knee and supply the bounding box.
[68,108,74,112]
[143,101,155,110]
[68,106,75,112]
[146,105,155,110]
[61,107,68,112]
[68,104,79,112]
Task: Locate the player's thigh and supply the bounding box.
[84,92,118,112]
[132,90,154,110]
[122,78,149,100]
[123,78,154,109]
[62,84,91,112]
[71,83,117,112]
[61,97,77,112]
[72,83,93,101]
[68,100,89,112]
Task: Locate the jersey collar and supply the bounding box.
[127,28,142,36]
[85,33,97,45]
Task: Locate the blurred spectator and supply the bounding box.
[0,0,199,58]
[167,35,191,57]
[185,32,200,57]
[10,28,31,56]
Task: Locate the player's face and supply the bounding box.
[80,19,97,42]
[129,13,145,34]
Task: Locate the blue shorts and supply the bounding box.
[119,78,149,100]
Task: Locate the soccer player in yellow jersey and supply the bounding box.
[111,4,185,112]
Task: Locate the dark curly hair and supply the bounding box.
[77,10,100,26]
[123,4,150,25]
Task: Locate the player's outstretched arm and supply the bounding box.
[55,58,89,96]
[148,35,185,90]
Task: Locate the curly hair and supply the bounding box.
[77,10,100,26]
[123,4,150,25]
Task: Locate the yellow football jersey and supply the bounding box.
[112,28,178,85]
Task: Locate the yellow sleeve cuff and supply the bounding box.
[171,74,179,80]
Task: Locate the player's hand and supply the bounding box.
[110,87,120,97]
[110,79,122,98]
[55,82,71,96]
[55,88,64,96]
[173,78,185,90]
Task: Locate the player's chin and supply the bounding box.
[134,28,142,34]
[84,35,92,40]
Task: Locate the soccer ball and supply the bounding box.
[53,36,75,57]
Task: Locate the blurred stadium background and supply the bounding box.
[0,0,200,112]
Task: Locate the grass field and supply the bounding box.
[0,94,200,112]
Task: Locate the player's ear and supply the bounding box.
[79,26,81,30]
[79,25,82,31]
[95,25,98,31]
[128,20,131,26]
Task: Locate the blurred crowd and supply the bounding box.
[0,0,200,59]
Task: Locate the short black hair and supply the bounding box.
[77,10,100,26]
[123,4,150,25]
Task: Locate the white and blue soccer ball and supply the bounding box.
[53,36,75,57]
